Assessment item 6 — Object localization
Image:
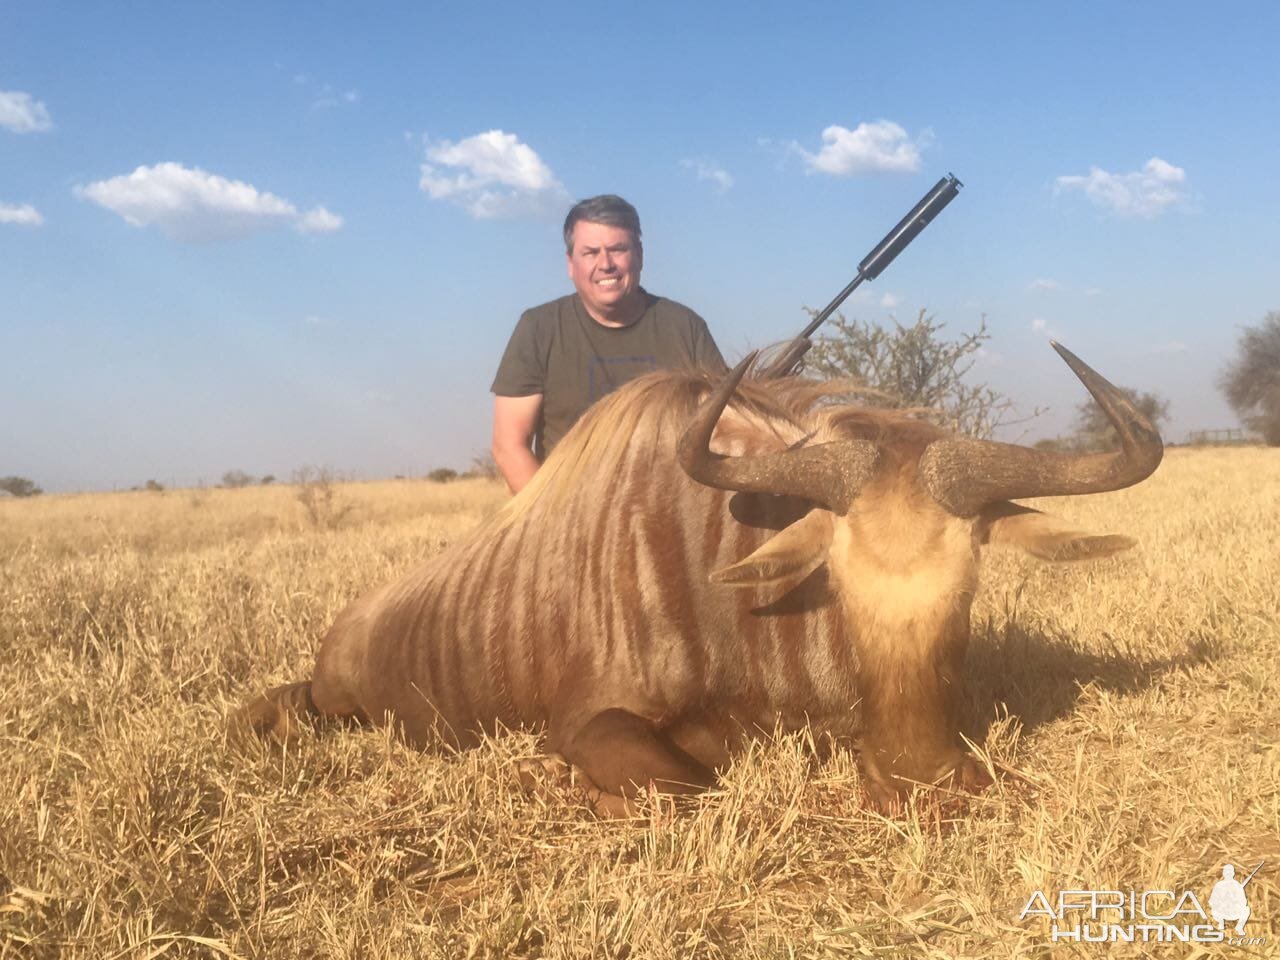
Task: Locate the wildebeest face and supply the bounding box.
[679,342,1163,798]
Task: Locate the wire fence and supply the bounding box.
[1186,428,1254,446]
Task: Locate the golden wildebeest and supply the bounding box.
[234,342,1162,813]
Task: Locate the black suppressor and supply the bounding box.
[758,173,962,379]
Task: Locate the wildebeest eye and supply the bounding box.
[728,492,811,531]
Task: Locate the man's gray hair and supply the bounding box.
[563,195,642,254]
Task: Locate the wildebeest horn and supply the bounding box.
[677,352,880,515]
[919,341,1164,517]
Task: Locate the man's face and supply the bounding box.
[566,220,643,320]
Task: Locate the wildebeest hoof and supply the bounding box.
[227,694,296,745]
[515,753,574,794]
[227,681,317,747]
[863,754,994,815]
[949,754,995,793]
[514,754,641,818]
[586,788,642,820]
[863,780,906,816]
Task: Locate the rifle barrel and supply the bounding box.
[760,173,963,379]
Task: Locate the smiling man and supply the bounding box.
[490,195,725,493]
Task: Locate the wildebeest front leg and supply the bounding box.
[553,709,718,817]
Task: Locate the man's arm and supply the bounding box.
[492,393,543,494]
[692,315,727,375]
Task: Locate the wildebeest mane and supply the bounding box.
[495,367,917,529]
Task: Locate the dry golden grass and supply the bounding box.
[1,452,1277,958]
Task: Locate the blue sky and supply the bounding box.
[3,1,1278,492]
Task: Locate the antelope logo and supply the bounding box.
[1019,861,1267,945]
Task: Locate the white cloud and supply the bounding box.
[419,129,569,219]
[0,91,52,133]
[1084,287,1103,297]
[681,157,733,193]
[0,202,43,226]
[277,64,358,112]
[1028,278,1062,292]
[312,84,360,110]
[1030,317,1061,339]
[789,120,924,176]
[1153,340,1189,354]
[1054,157,1187,217]
[879,292,900,309]
[75,162,343,242]
[297,206,343,234]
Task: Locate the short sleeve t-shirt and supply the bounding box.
[491,291,725,459]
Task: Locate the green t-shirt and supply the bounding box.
[491,291,725,459]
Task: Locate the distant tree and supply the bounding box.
[1071,386,1170,452]
[292,466,353,530]
[467,451,501,480]
[803,309,1034,439]
[427,467,459,483]
[0,476,42,498]
[1032,437,1072,453]
[144,479,164,492]
[1219,310,1280,445]
[260,475,276,486]
[221,469,255,488]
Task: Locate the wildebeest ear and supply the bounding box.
[710,510,834,586]
[978,502,1136,562]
